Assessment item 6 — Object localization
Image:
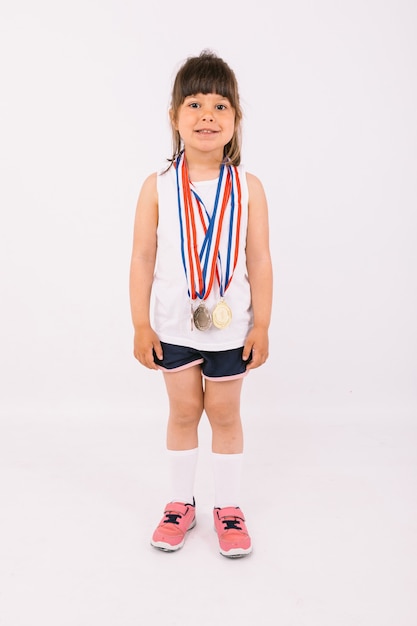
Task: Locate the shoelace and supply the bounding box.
[163,513,182,526]
[221,518,243,531]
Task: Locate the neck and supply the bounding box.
[183,148,224,182]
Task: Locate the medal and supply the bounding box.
[212,299,232,329]
[193,303,212,331]
[176,152,242,331]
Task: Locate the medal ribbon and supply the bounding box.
[223,165,242,295]
[175,152,242,301]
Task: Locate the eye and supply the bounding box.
[188,102,200,109]
[216,104,227,110]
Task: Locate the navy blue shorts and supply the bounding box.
[153,342,252,381]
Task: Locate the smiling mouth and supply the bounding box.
[195,129,219,134]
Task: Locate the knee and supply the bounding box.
[170,398,203,428]
[205,398,239,429]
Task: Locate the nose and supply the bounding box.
[201,108,214,122]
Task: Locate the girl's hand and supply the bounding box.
[133,326,163,370]
[242,327,269,371]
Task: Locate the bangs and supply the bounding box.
[178,60,236,104]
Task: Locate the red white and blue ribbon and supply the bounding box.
[175,152,242,302]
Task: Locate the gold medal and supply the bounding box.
[193,303,212,331]
[212,299,232,329]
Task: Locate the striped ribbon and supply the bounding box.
[175,152,242,302]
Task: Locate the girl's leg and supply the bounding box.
[204,378,244,508]
[204,378,244,454]
[151,366,204,552]
[162,365,204,503]
[163,365,204,450]
[205,377,252,557]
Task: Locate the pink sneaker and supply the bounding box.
[151,500,196,551]
[213,506,252,558]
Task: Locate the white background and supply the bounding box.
[1,1,416,625]
[0,1,416,417]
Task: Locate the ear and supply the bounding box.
[169,108,178,130]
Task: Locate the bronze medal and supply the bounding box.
[193,303,212,331]
[212,300,232,329]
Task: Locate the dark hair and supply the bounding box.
[167,50,243,167]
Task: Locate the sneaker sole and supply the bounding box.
[220,546,252,558]
[151,517,196,552]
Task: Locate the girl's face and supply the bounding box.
[172,93,235,158]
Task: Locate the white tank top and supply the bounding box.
[153,163,253,350]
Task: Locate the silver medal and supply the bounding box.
[193,303,212,331]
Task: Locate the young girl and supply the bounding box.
[129,50,272,558]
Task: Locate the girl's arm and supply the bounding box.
[243,172,273,370]
[129,173,163,369]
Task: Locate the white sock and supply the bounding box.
[167,448,198,504]
[212,452,244,509]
